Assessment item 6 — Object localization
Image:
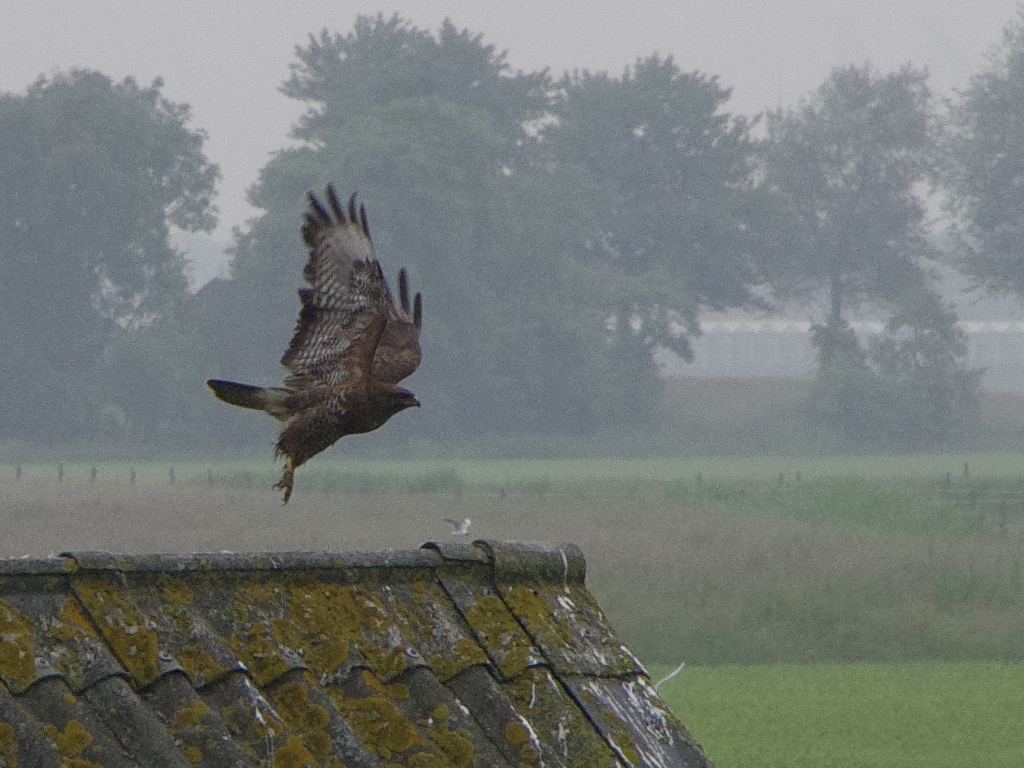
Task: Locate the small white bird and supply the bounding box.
[444,517,471,536]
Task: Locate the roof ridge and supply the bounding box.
[0,541,585,584]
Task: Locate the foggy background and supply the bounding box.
[8,6,1024,714]
[5,1,1024,460]
[3,0,1019,266]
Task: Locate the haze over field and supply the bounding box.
[1,0,1019,255]
[5,2,1024,455]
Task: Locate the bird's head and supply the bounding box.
[387,387,421,414]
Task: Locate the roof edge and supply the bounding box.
[0,542,588,586]
[56,549,441,572]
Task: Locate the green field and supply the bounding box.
[4,454,1024,762]
[654,661,1024,767]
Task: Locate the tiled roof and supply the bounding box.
[0,540,712,768]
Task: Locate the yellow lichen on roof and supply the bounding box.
[177,698,211,727]
[72,576,160,685]
[175,643,228,687]
[501,586,573,647]
[425,636,486,683]
[338,696,421,759]
[0,597,35,691]
[42,719,104,767]
[597,707,642,766]
[424,714,474,768]
[160,575,195,607]
[326,681,426,762]
[505,718,542,763]
[461,593,533,678]
[282,579,358,674]
[228,624,293,686]
[272,677,344,767]
[504,668,618,768]
[271,733,316,768]
[51,719,92,757]
[399,580,489,681]
[158,575,200,637]
[227,574,419,683]
[60,756,105,768]
[0,721,18,767]
[504,720,529,745]
[49,597,97,643]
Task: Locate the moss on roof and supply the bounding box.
[0,541,713,767]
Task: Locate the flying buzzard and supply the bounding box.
[207,185,422,503]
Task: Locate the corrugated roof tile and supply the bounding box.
[0,541,713,767]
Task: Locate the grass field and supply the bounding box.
[12,449,1024,491]
[4,455,1024,665]
[4,455,1024,763]
[654,661,1024,767]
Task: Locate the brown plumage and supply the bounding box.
[207,185,422,503]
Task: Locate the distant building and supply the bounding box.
[661,319,1024,393]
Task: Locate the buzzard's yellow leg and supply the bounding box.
[274,455,295,504]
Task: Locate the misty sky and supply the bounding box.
[2,0,1021,265]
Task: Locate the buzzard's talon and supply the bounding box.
[275,456,295,505]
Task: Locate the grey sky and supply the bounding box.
[2,0,1020,243]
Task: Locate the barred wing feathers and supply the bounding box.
[281,187,389,394]
[282,186,423,392]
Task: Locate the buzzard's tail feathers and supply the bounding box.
[207,380,291,420]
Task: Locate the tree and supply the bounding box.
[808,289,979,448]
[761,64,981,447]
[762,63,936,360]
[0,69,218,442]
[206,15,681,449]
[282,13,550,160]
[541,57,769,416]
[945,8,1024,295]
[226,95,626,445]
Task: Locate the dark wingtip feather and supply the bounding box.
[326,185,345,222]
[348,193,358,226]
[307,192,331,223]
[359,203,370,240]
[413,293,422,328]
[398,269,410,313]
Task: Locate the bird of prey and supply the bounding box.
[207,185,422,503]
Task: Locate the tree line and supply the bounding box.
[4,10,1024,456]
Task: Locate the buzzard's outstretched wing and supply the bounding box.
[281,187,390,394]
[283,186,423,392]
[373,266,423,385]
